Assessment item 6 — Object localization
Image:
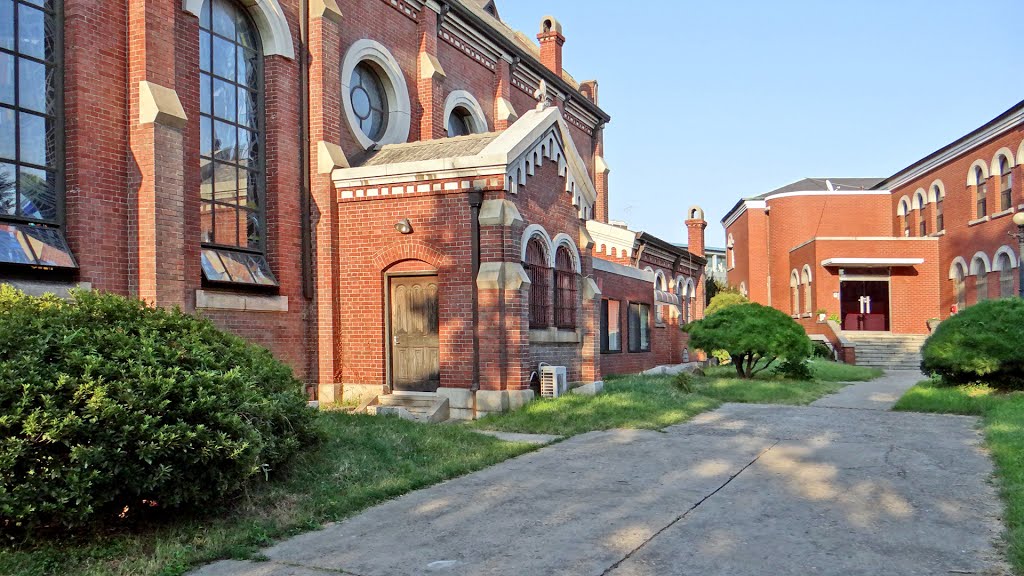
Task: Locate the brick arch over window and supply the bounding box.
[550,233,582,273]
[912,189,927,210]
[183,0,295,58]
[520,224,553,264]
[967,159,990,185]
[991,147,1016,176]
[371,240,450,271]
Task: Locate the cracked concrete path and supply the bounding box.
[191,372,1008,576]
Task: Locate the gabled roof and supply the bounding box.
[334,107,598,211]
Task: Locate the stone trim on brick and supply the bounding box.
[316,141,350,174]
[309,0,342,24]
[138,81,187,129]
[195,289,288,312]
[181,0,295,59]
[476,262,530,291]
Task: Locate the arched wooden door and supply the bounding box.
[389,275,440,391]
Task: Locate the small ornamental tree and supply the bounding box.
[705,290,748,316]
[922,299,1024,389]
[686,303,812,379]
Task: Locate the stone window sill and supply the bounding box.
[930,230,947,237]
[195,289,288,312]
[992,208,1016,219]
[529,328,581,344]
[968,216,990,227]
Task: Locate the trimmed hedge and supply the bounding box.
[922,298,1024,389]
[0,286,319,529]
[686,303,812,379]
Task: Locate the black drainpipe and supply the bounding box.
[298,0,314,399]
[468,191,483,392]
[299,0,313,301]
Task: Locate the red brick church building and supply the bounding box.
[0,0,705,417]
[724,100,1024,367]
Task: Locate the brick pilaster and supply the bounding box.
[417,9,445,140]
[128,0,186,308]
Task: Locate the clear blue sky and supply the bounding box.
[497,0,1024,248]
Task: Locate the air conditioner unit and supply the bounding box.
[540,365,568,398]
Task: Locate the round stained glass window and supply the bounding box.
[447,107,474,138]
[350,62,388,141]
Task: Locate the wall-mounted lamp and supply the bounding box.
[394,218,413,235]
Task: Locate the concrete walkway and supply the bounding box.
[192,372,1008,576]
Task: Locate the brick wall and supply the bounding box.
[889,124,1024,318]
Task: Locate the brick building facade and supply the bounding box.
[724,100,1024,362]
[0,0,705,418]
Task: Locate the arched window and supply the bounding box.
[914,191,927,236]
[198,0,277,286]
[802,268,812,315]
[447,107,474,137]
[934,185,944,231]
[975,166,987,218]
[976,266,988,303]
[554,246,577,329]
[790,270,800,316]
[524,238,549,327]
[350,62,388,141]
[0,0,76,270]
[998,252,1015,298]
[953,263,967,311]
[1001,156,1013,211]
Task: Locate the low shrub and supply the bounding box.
[711,349,731,365]
[0,286,319,530]
[776,358,813,380]
[672,371,695,393]
[811,342,833,359]
[921,299,1024,389]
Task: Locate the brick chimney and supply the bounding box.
[537,16,565,77]
[685,205,707,258]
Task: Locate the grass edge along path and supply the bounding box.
[894,380,1024,574]
[0,413,536,576]
[472,359,880,437]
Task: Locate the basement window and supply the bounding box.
[0,222,76,269]
[201,248,277,287]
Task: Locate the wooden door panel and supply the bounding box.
[390,276,440,392]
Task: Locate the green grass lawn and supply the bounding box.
[472,359,879,436]
[0,413,535,576]
[895,380,1024,573]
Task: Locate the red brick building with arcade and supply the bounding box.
[724,101,1024,368]
[0,0,705,419]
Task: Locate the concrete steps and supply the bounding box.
[842,333,928,370]
[359,391,450,423]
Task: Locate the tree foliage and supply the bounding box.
[705,289,749,316]
[686,303,812,379]
[922,299,1024,389]
[0,286,320,530]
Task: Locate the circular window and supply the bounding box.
[350,62,389,141]
[447,107,474,137]
[340,40,411,149]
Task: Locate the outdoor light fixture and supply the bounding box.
[394,218,413,235]
[1011,212,1024,298]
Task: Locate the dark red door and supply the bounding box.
[840,280,890,331]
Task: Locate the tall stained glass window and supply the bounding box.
[0,0,75,270]
[198,0,276,286]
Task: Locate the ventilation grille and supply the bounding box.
[540,365,568,398]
